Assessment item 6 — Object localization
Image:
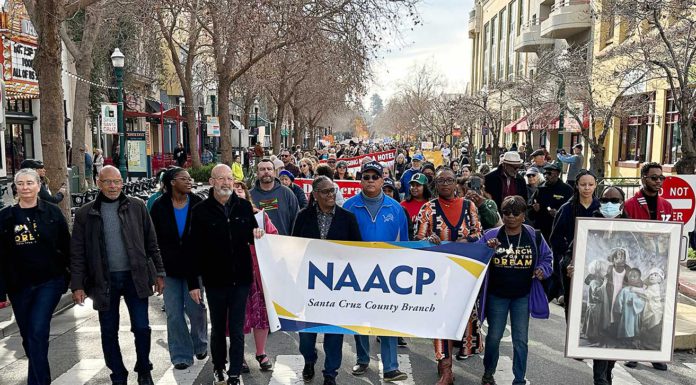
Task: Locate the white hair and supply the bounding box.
[14,168,41,185]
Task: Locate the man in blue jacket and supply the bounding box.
[343,161,409,382]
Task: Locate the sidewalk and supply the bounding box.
[678,262,696,300]
[0,293,74,339]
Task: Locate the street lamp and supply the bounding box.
[111,48,127,180]
[253,98,259,142]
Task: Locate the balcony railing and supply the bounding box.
[551,0,591,12]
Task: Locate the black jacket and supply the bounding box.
[484,166,527,211]
[528,180,573,240]
[150,193,203,278]
[291,204,362,242]
[0,200,70,300]
[187,189,258,289]
[70,193,164,311]
[39,183,64,204]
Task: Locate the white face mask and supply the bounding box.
[599,202,622,218]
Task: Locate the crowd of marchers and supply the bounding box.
[0,139,679,385]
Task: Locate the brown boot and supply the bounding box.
[435,357,454,385]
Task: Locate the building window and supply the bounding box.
[663,91,682,165]
[499,9,507,79]
[618,93,655,162]
[7,99,32,114]
[490,16,497,83]
[508,0,517,76]
[483,23,490,86]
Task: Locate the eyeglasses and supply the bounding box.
[213,176,235,182]
[281,154,290,157]
[501,209,524,217]
[361,174,381,181]
[435,178,455,185]
[316,187,337,196]
[233,183,245,189]
[100,179,123,185]
[645,175,666,182]
[599,197,622,204]
[328,160,336,163]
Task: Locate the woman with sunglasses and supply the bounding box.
[550,169,600,316]
[298,158,316,179]
[478,195,553,385]
[333,161,353,180]
[232,181,278,372]
[414,168,482,385]
[150,168,208,369]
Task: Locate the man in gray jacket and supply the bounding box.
[71,166,165,385]
[250,159,299,235]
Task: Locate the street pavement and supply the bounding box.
[1,294,696,385]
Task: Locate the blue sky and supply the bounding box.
[366,0,475,106]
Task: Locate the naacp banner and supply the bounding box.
[255,235,493,340]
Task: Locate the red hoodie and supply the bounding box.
[624,189,674,221]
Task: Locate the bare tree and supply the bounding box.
[604,0,696,173]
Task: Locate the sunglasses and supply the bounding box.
[316,187,337,196]
[645,175,666,182]
[599,197,622,204]
[501,209,524,217]
[328,160,336,163]
[361,174,381,181]
[435,178,456,185]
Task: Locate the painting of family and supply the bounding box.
[566,219,682,362]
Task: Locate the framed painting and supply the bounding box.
[565,218,683,362]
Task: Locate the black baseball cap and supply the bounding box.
[383,178,396,190]
[360,161,383,177]
[20,159,43,169]
[543,163,561,172]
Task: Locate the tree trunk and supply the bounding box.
[33,0,69,218]
[274,102,285,154]
[291,105,302,147]
[589,146,605,178]
[70,5,103,192]
[491,131,500,167]
[218,77,233,164]
[183,87,201,168]
[674,117,696,174]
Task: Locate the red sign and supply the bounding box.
[294,178,362,201]
[659,176,696,224]
[320,149,397,173]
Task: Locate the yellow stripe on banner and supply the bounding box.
[329,241,405,249]
[447,256,486,277]
[342,325,416,337]
[274,302,298,319]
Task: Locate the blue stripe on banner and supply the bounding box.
[384,241,493,264]
[279,318,358,334]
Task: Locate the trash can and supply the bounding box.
[68,166,81,193]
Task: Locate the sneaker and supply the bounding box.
[241,360,250,374]
[174,363,190,370]
[383,370,407,382]
[397,337,407,347]
[625,361,638,368]
[196,352,208,360]
[214,369,226,385]
[652,362,668,371]
[481,374,497,385]
[323,376,337,385]
[137,372,155,385]
[302,362,315,382]
[557,295,565,306]
[351,363,369,376]
[227,376,240,385]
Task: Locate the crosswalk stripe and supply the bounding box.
[685,363,696,372]
[585,361,641,385]
[490,356,517,384]
[377,354,414,385]
[51,359,104,385]
[268,355,305,385]
[76,325,169,333]
[155,359,208,385]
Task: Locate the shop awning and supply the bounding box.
[146,99,162,113]
[232,120,244,130]
[503,115,528,133]
[547,115,588,132]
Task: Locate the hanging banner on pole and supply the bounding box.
[319,149,396,174]
[255,235,493,339]
[207,116,220,137]
[101,103,118,134]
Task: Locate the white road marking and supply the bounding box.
[490,356,517,384]
[51,359,104,385]
[268,354,304,385]
[585,361,641,385]
[76,325,168,333]
[155,358,208,385]
[377,353,414,385]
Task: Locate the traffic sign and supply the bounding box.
[660,175,696,232]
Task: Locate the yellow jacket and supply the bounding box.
[232,162,244,181]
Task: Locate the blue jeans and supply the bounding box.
[163,276,208,365]
[354,335,399,373]
[206,284,249,376]
[299,332,344,378]
[483,294,530,385]
[99,272,153,383]
[9,277,65,385]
